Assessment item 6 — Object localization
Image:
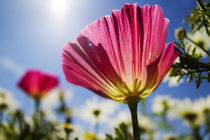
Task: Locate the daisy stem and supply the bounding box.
[0,111,2,126]
[0,111,2,132]
[127,97,140,140]
[94,120,99,134]
[65,132,70,140]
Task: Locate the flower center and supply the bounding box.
[183,111,197,122]
[0,103,8,110]
[93,109,101,117]
[162,100,170,111]
[203,108,210,114]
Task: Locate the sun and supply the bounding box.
[50,0,68,17]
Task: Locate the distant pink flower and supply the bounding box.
[62,4,178,103]
[18,69,59,99]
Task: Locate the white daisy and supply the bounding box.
[0,87,19,113]
[76,97,119,125]
[42,88,73,110]
[169,98,202,127]
[188,27,210,57]
[152,95,177,115]
[163,133,179,140]
[194,94,210,125]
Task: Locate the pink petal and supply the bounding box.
[18,70,42,95]
[63,37,129,101]
[157,42,179,83]
[40,73,59,94]
[17,69,59,98]
[141,5,169,64]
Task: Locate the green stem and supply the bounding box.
[196,0,210,36]
[66,132,70,140]
[196,0,207,11]
[127,97,140,140]
[35,98,40,114]
[192,125,202,140]
[0,111,3,128]
[94,120,99,134]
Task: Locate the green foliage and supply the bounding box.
[105,123,132,140]
[187,0,210,35]
[171,0,210,89]
[157,121,174,131]
[0,109,60,140]
[171,38,209,89]
[0,92,75,140]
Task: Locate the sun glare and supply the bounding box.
[50,0,68,17]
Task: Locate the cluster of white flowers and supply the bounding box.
[153,94,210,128]
[0,87,19,113]
[2,85,209,139]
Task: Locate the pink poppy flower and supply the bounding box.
[18,69,59,99]
[62,4,178,103]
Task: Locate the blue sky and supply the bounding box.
[0,0,209,135]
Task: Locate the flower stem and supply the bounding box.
[127,97,140,140]
[0,111,3,127]
[35,98,40,113]
[94,120,99,134]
